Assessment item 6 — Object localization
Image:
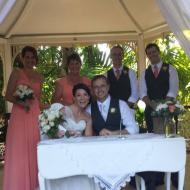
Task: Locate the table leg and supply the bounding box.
[178,168,185,190]
[135,175,145,190]
[165,172,171,190]
[38,173,46,190]
[135,175,141,190]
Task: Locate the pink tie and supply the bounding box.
[153,65,159,78]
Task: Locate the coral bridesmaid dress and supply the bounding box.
[3,69,41,190]
[57,76,91,105]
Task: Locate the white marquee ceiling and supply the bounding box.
[0,0,170,45]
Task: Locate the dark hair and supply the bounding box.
[145,43,160,54]
[110,45,124,54]
[67,53,81,65]
[21,46,38,62]
[72,83,91,103]
[91,75,110,86]
[66,53,82,73]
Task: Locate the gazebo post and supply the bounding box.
[2,41,13,113]
[137,34,146,78]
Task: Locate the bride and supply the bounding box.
[50,82,92,137]
[46,83,101,190]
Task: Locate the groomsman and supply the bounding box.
[87,74,139,136]
[139,43,179,133]
[139,43,179,188]
[105,45,138,110]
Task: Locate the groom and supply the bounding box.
[87,75,156,190]
[87,74,138,136]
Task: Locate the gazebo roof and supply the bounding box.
[0,0,170,45]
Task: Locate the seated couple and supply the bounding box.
[51,74,139,138]
[46,75,139,190]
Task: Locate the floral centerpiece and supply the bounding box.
[151,100,185,137]
[14,84,34,111]
[151,100,185,117]
[39,108,66,139]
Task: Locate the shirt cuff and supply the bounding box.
[140,93,147,99]
[128,97,137,103]
[125,124,139,134]
[166,92,177,98]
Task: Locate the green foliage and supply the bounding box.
[77,45,111,79]
[135,106,145,128]
[178,108,190,139]
[36,47,63,103]
[122,43,137,70]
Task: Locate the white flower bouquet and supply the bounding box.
[151,100,185,117]
[39,108,65,139]
[14,84,34,102]
[14,84,34,111]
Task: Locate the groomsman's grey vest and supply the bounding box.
[107,67,131,103]
[145,63,169,100]
[91,98,124,135]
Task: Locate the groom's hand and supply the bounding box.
[99,128,112,136]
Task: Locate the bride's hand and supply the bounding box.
[68,130,82,137]
[57,130,65,138]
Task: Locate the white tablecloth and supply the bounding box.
[37,133,186,190]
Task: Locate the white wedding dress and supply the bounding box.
[63,106,86,135]
[44,103,101,190]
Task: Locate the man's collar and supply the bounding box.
[151,61,163,69]
[97,95,111,106]
[113,66,123,72]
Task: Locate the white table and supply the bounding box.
[37,134,186,190]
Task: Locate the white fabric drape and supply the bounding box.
[156,0,190,58]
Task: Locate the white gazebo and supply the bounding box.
[0,0,171,84]
[1,0,190,111]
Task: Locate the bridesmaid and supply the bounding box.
[3,46,43,190]
[51,53,91,105]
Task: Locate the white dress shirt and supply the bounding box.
[139,61,179,99]
[104,66,139,103]
[86,95,139,134]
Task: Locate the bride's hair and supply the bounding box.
[72,83,91,103]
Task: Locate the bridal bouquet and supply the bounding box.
[39,108,66,139]
[14,84,34,102]
[151,100,185,117]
